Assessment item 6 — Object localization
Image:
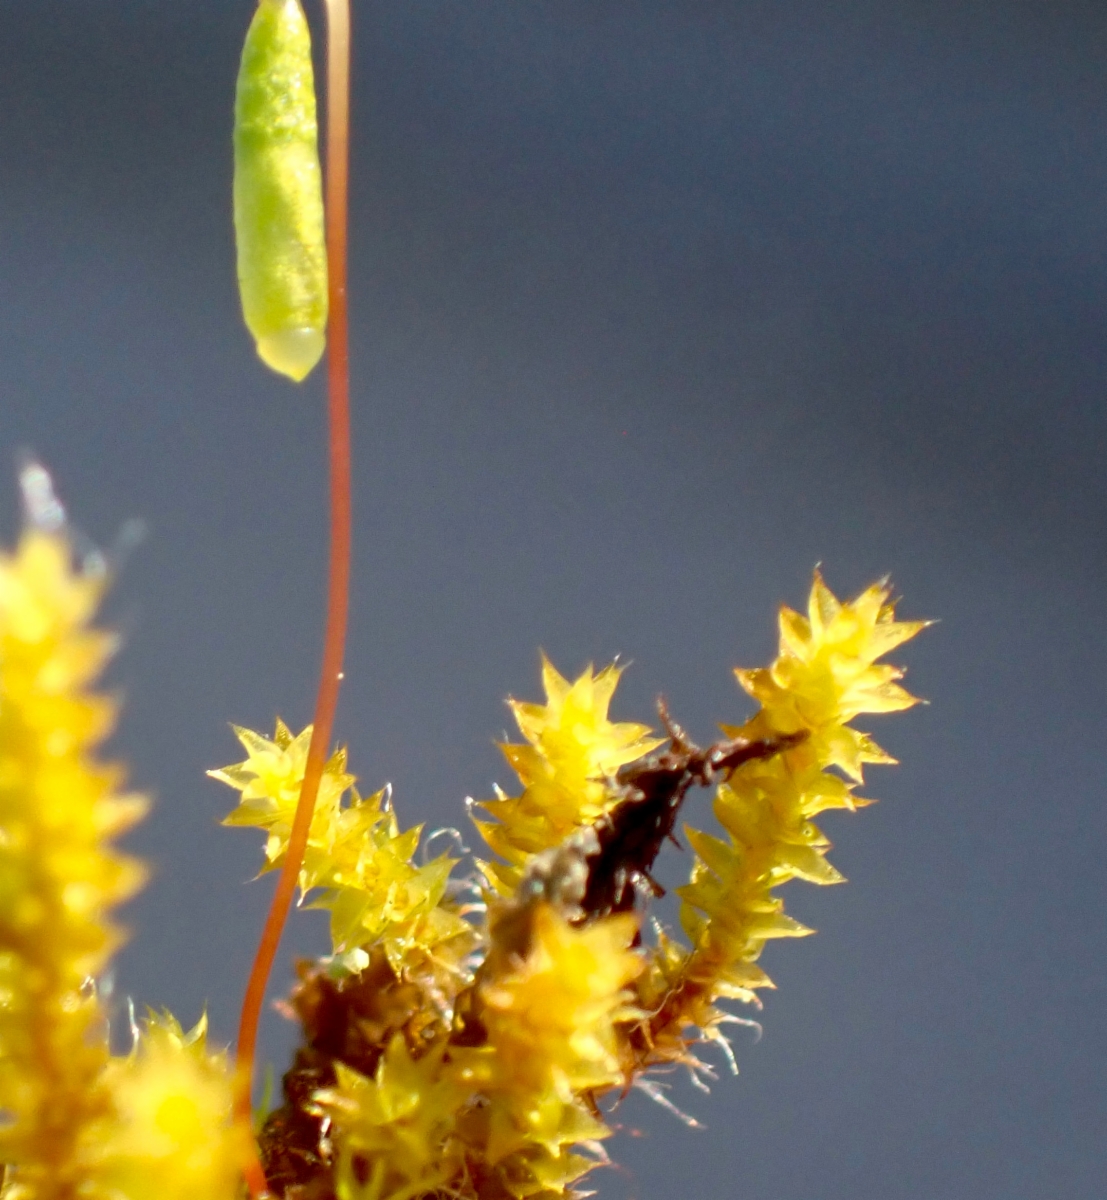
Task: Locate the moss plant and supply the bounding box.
[0,4,928,1200]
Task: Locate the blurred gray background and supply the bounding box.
[1,1,1105,1197]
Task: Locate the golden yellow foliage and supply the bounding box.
[96,1014,245,1200]
[0,532,146,1200]
[474,904,642,1162]
[665,572,928,1050]
[0,528,925,1200]
[211,720,355,886]
[473,656,662,895]
[0,530,244,1200]
[316,1039,468,1200]
[213,722,478,988]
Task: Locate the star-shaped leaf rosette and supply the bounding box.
[206,571,927,1200]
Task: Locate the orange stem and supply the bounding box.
[235,1,352,1194]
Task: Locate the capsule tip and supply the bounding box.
[256,327,326,382]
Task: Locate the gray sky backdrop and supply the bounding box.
[1,1,1105,1197]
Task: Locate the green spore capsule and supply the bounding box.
[234,0,327,382]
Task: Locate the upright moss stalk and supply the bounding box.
[231,5,353,1189]
[0,530,144,1200]
[0,504,246,1200]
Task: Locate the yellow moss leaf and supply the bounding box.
[475,656,662,889]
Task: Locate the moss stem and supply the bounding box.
[234,1,352,1193]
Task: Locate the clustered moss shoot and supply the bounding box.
[0,523,925,1200]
